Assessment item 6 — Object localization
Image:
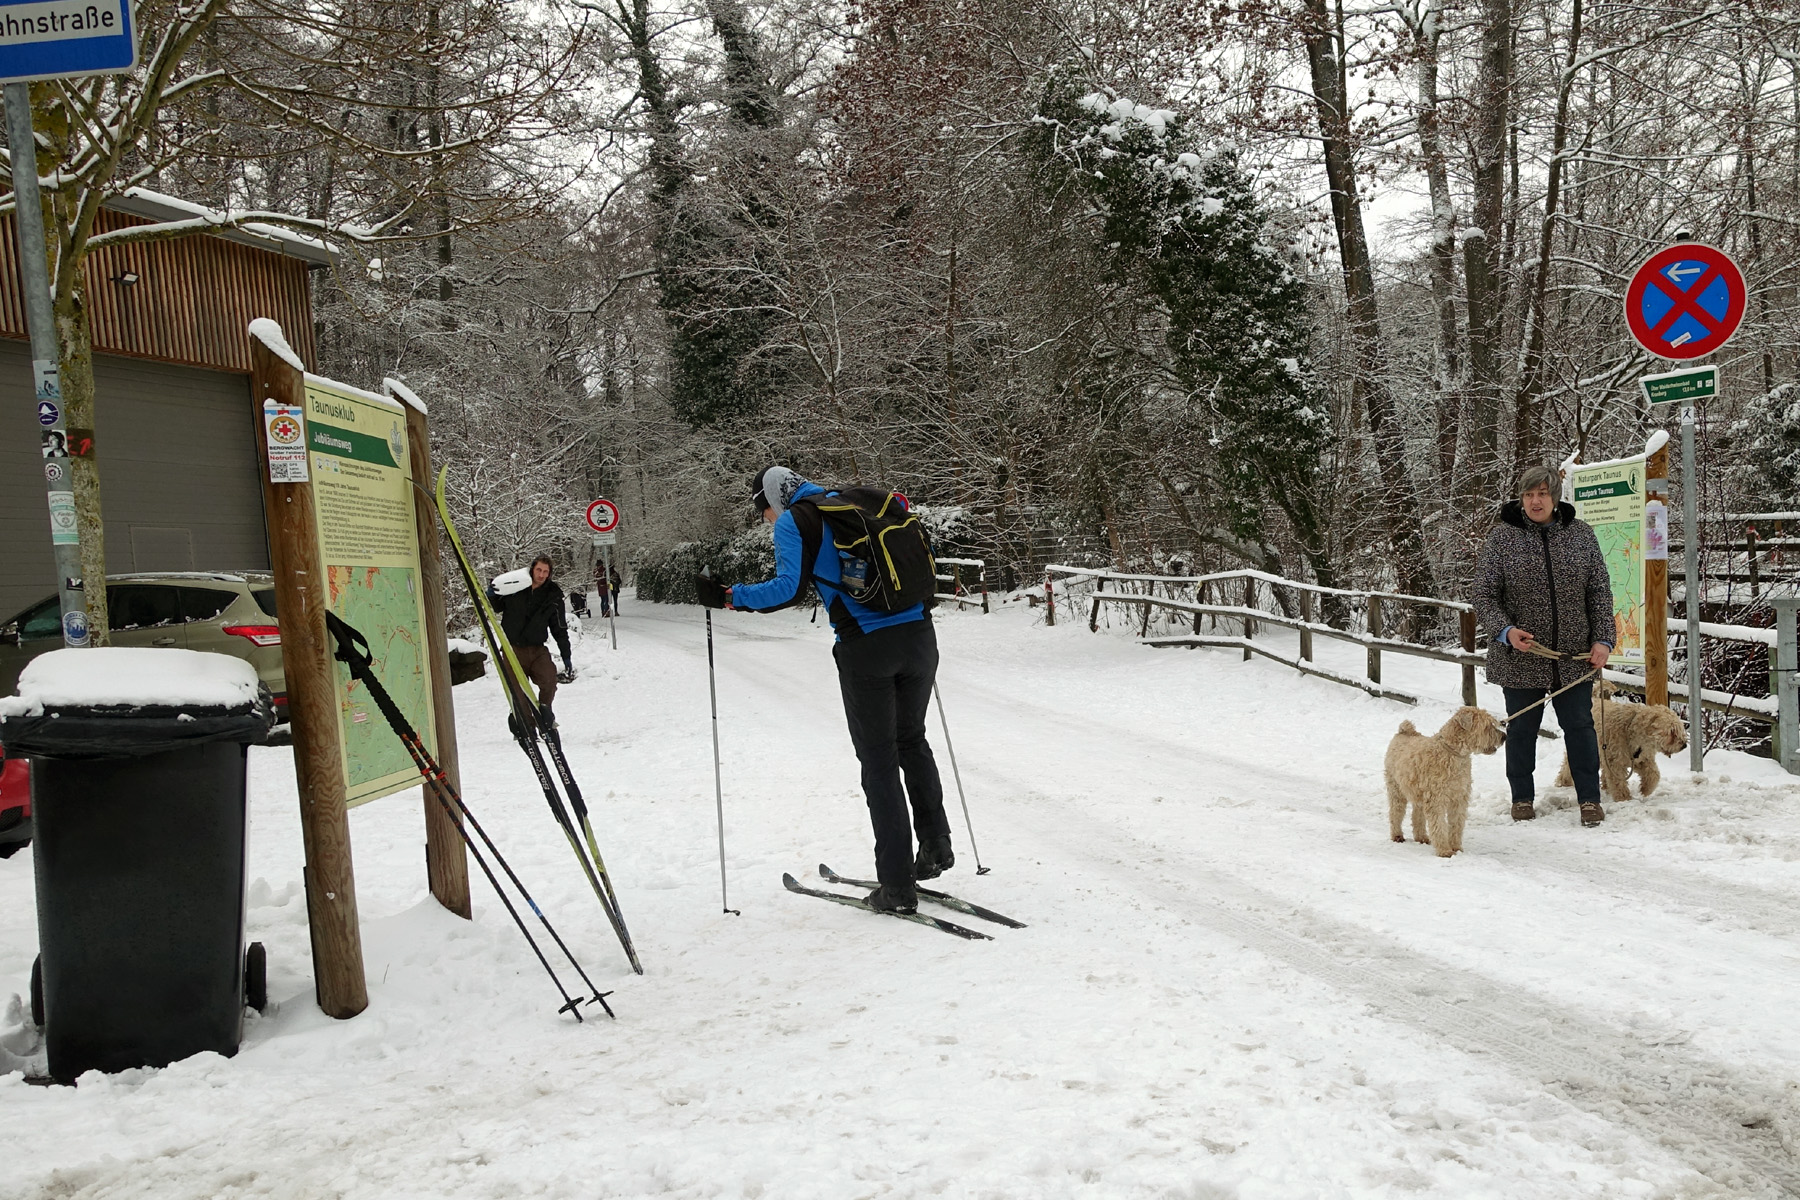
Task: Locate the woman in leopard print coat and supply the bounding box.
[1473,464,1616,826]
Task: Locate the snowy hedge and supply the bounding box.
[635,526,779,606]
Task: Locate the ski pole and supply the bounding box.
[704,602,739,915]
[933,682,988,874]
[326,613,612,1020]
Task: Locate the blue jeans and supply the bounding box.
[1503,680,1600,804]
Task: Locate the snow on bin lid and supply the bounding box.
[0,648,261,717]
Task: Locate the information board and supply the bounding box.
[1568,455,1648,666]
[306,377,437,806]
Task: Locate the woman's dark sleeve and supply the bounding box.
[1471,528,1510,641]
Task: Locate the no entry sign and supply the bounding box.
[1624,243,1745,361]
[585,498,620,534]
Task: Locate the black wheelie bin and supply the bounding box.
[0,648,273,1083]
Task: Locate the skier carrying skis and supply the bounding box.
[489,555,574,728]
[695,466,953,914]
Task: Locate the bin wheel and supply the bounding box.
[29,954,43,1028]
[244,942,267,1013]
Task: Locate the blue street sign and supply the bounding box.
[35,398,57,425]
[0,0,136,85]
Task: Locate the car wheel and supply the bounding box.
[244,942,267,1013]
[30,954,43,1028]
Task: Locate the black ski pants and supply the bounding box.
[1503,679,1600,804]
[833,618,950,889]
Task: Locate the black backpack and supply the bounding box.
[794,487,937,612]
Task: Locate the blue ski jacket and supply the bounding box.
[731,480,928,641]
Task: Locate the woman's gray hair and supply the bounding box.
[1517,464,1560,497]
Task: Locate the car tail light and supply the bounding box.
[222,624,282,647]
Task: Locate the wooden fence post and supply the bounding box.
[1460,610,1477,706]
[403,399,471,920]
[1646,436,1671,706]
[1243,576,1256,660]
[1044,572,1056,626]
[1089,592,1102,633]
[1366,595,1383,685]
[1747,522,1760,600]
[1299,589,1314,662]
[1139,579,1155,639]
[250,332,368,1020]
[1194,582,1207,634]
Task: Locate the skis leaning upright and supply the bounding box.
[432,467,643,975]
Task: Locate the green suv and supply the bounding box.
[0,573,286,721]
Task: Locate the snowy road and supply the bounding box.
[5,598,1800,1198]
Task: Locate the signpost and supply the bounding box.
[586,499,621,649]
[0,8,137,648]
[1625,243,1746,774]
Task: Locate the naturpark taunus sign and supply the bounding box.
[0,0,135,84]
[305,377,439,807]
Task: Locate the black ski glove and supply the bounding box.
[694,573,729,609]
[557,659,575,684]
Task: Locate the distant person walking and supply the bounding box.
[490,554,573,729]
[1473,465,1615,827]
[593,561,613,619]
[695,466,951,913]
[609,565,624,613]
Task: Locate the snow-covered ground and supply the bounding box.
[5,596,1800,1199]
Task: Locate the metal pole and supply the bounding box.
[4,83,87,648]
[932,682,988,874]
[1681,401,1704,772]
[1773,598,1798,777]
[704,607,738,914]
[604,544,618,650]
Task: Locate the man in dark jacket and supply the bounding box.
[1473,465,1616,826]
[491,554,573,728]
[695,466,952,914]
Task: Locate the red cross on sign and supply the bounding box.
[1624,243,1745,361]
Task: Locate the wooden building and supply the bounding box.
[0,191,331,618]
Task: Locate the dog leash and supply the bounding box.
[1498,643,1601,725]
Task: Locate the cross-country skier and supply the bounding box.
[695,466,953,914]
[489,554,573,729]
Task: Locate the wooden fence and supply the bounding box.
[936,557,989,613]
[1045,564,1786,733]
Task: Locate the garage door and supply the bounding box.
[0,339,268,622]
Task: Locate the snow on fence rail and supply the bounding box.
[935,557,989,613]
[1045,564,1790,732]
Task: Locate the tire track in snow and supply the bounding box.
[1028,800,1800,1199]
[955,669,1800,947]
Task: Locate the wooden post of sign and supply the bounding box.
[402,398,472,919]
[1646,437,1671,707]
[249,328,368,1020]
[1299,589,1315,663]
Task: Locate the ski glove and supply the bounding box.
[556,667,576,684]
[694,574,729,609]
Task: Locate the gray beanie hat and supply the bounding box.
[752,466,804,516]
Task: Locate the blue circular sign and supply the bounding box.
[62,608,89,646]
[37,400,59,427]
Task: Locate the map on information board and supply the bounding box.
[1568,456,1647,666]
[307,377,437,806]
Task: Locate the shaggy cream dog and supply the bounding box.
[1554,690,1688,803]
[1386,707,1507,857]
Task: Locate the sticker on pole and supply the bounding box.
[585,498,620,534]
[263,398,309,483]
[1624,243,1745,360]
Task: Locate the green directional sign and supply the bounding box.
[1641,365,1717,408]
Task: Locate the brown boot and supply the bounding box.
[1511,802,1536,822]
[1580,802,1605,827]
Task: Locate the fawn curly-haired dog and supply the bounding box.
[1386,707,1507,857]
[1554,689,1687,803]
